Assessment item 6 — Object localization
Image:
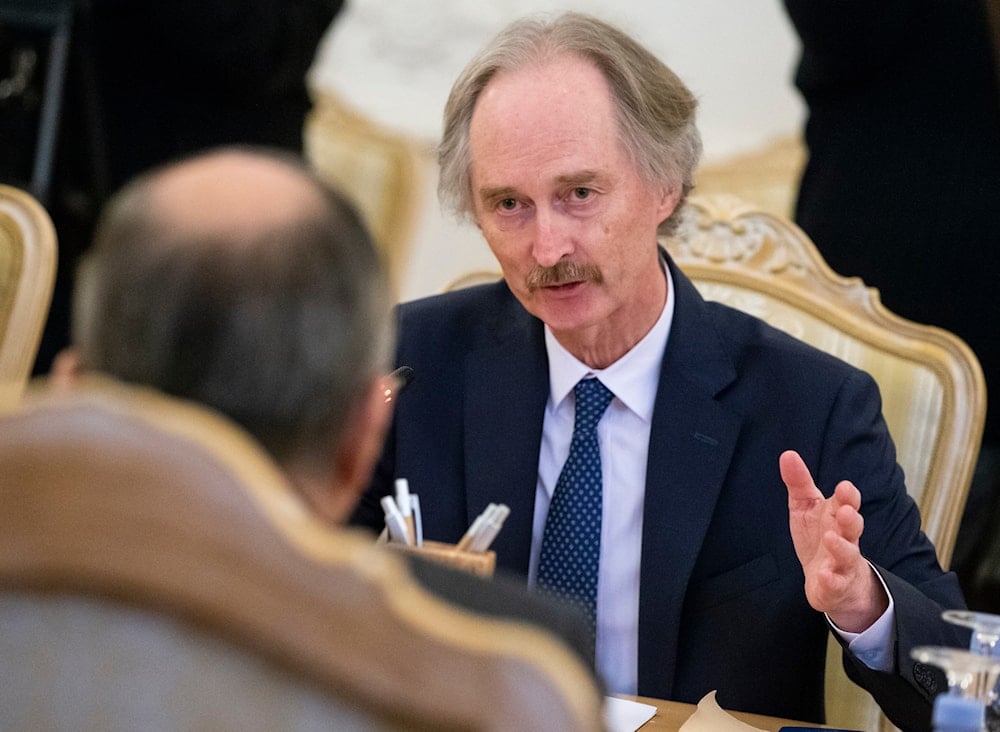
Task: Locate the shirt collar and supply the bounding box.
[544,262,675,422]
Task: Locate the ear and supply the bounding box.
[324,376,394,523]
[655,183,683,223]
[49,348,82,392]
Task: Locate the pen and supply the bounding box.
[456,503,496,552]
[409,494,423,546]
[469,504,510,552]
[394,478,415,545]
[380,495,411,545]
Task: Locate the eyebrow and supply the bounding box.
[478,185,518,206]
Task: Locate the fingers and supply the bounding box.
[830,481,864,546]
[835,502,864,544]
[781,452,863,510]
[779,450,820,506]
[833,480,861,511]
[829,481,864,546]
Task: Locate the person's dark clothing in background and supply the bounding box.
[2,0,344,373]
[783,0,1000,612]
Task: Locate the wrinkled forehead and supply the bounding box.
[469,55,627,185]
[473,53,616,131]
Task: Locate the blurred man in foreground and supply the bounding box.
[55,146,597,676]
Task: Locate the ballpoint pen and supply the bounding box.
[455,503,496,552]
[409,494,423,546]
[394,478,415,546]
[380,495,411,545]
[468,504,510,552]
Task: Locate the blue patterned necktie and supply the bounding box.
[537,377,614,638]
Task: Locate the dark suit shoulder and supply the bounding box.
[665,259,869,394]
[694,295,875,395]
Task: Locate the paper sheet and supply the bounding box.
[678,690,768,732]
[604,696,657,732]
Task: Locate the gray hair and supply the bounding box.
[438,11,702,234]
[73,147,393,479]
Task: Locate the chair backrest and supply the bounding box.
[691,134,806,219]
[0,377,605,731]
[664,194,986,568]
[662,193,986,732]
[304,89,423,297]
[0,184,57,408]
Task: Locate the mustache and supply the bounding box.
[526,260,603,291]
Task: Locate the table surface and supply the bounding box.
[625,696,837,731]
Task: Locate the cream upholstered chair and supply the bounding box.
[304,89,424,297]
[0,377,605,732]
[664,194,985,570]
[0,184,57,409]
[663,193,986,732]
[693,134,807,220]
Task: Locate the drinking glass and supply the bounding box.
[910,646,1000,731]
[943,610,1000,731]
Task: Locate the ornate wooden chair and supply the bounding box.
[304,89,423,297]
[0,377,605,731]
[663,194,986,732]
[0,183,57,408]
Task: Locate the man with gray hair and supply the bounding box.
[355,11,966,730]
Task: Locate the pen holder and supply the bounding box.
[388,540,496,578]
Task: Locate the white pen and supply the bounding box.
[395,478,415,545]
[380,495,411,545]
[469,504,510,552]
[456,503,496,552]
[409,494,423,546]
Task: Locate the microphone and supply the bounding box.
[383,366,414,403]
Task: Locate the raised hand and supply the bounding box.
[780,450,888,632]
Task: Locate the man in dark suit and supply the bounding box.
[353,12,968,730]
[55,145,598,683]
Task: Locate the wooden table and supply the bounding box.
[624,696,835,731]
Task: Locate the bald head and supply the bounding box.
[146,149,331,243]
[73,146,393,480]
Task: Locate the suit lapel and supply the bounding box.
[454,267,746,698]
[463,286,548,574]
[637,257,743,698]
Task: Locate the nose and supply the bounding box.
[530,207,572,267]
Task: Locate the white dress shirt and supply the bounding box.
[526,265,895,694]
[528,269,676,695]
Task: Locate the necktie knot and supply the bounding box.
[573,378,613,434]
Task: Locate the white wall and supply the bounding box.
[311,0,805,300]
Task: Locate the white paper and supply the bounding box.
[604,696,657,732]
[678,690,768,732]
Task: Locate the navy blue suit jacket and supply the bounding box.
[354,254,966,729]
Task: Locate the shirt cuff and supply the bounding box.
[826,562,895,672]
